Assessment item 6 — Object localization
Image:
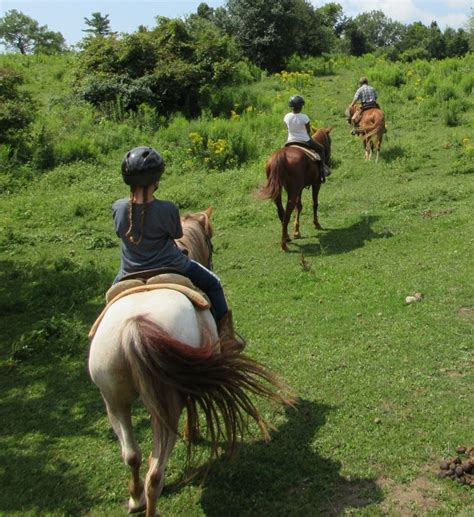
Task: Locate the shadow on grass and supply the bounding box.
[287,216,392,256]
[167,400,383,515]
[380,144,405,162]
[0,258,112,515]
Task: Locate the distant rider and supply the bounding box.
[284,95,331,177]
[350,77,380,134]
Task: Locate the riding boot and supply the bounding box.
[217,310,246,352]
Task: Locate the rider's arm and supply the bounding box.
[352,87,361,105]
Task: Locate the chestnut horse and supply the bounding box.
[346,105,385,162]
[260,128,332,251]
[88,209,294,516]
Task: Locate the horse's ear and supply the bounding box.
[311,126,317,134]
[204,207,213,218]
[326,127,333,133]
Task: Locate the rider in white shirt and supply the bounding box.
[284,95,331,177]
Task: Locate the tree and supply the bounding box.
[468,8,474,51]
[342,20,369,56]
[83,12,112,36]
[353,10,405,51]
[444,27,469,57]
[426,21,446,59]
[316,2,347,37]
[0,9,65,54]
[225,0,296,71]
[226,0,336,71]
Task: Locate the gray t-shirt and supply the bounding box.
[112,198,189,280]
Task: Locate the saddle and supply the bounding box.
[284,142,321,162]
[88,269,211,340]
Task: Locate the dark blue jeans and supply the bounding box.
[184,260,228,322]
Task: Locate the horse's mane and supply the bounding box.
[177,210,213,266]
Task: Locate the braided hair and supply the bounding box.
[125,186,149,245]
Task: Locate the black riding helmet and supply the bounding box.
[289,95,305,109]
[121,146,164,187]
[359,77,368,86]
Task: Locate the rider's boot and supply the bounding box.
[322,162,331,177]
[218,310,246,352]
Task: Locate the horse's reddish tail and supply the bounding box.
[121,315,295,464]
[259,151,288,201]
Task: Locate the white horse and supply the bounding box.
[88,209,293,516]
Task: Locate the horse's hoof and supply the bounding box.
[127,502,146,514]
[280,244,288,252]
[128,496,146,514]
[293,232,301,239]
[314,224,323,231]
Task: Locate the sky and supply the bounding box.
[1,0,471,47]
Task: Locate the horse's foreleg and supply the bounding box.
[312,183,323,230]
[281,195,297,251]
[145,395,182,517]
[365,139,372,161]
[105,401,145,513]
[293,196,302,238]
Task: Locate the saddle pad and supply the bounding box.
[289,145,321,162]
[89,283,211,340]
[105,272,198,303]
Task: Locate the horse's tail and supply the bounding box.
[259,150,288,201]
[121,315,295,462]
[361,111,385,139]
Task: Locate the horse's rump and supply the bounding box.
[91,287,293,456]
[359,108,385,138]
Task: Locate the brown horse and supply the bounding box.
[260,128,332,251]
[346,105,385,162]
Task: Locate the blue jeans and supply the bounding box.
[184,260,228,322]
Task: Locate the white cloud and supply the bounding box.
[446,0,470,8]
[313,0,469,28]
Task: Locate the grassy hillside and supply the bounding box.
[0,53,473,515]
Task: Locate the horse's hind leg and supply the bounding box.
[281,195,297,251]
[293,195,302,238]
[274,194,285,222]
[105,400,146,513]
[375,135,383,163]
[145,393,183,517]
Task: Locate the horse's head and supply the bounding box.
[312,127,333,163]
[345,105,355,123]
[179,207,214,269]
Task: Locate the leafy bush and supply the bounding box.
[75,17,254,119]
[0,66,36,155]
[371,65,405,87]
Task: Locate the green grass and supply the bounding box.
[0,53,473,515]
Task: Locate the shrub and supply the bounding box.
[0,66,36,154]
[443,99,462,127]
[436,83,458,102]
